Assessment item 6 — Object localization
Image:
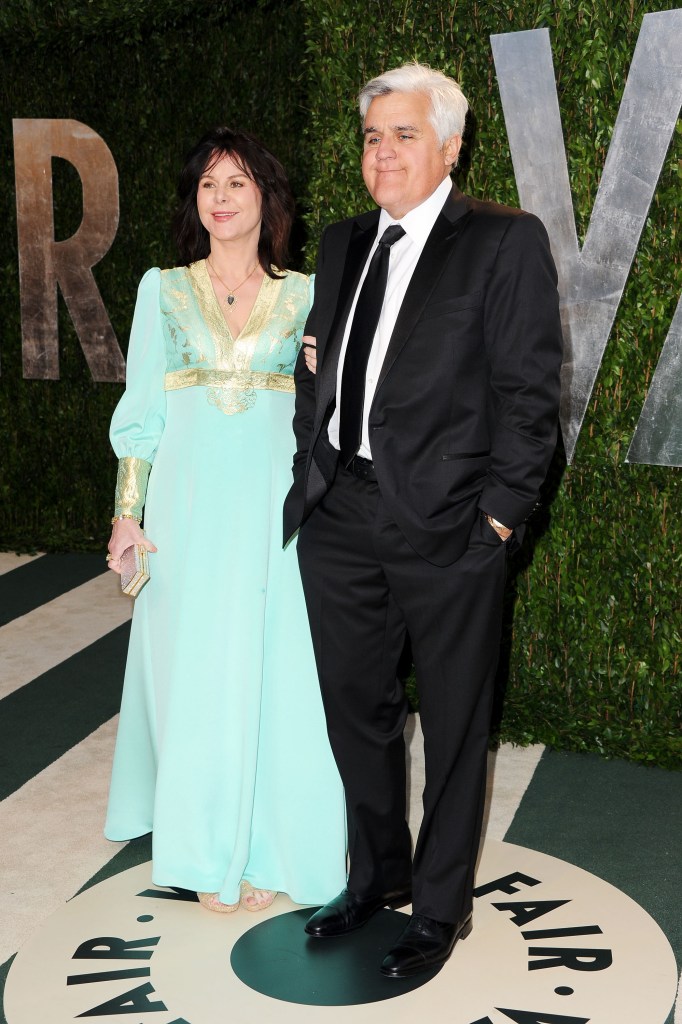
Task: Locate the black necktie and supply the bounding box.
[339,224,406,466]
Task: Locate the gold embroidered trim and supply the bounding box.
[114,457,152,519]
[164,367,295,393]
[187,260,283,370]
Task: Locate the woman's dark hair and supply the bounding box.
[172,127,294,276]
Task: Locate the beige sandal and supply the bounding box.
[197,891,239,913]
[240,879,277,912]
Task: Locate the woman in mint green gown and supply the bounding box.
[104,128,346,912]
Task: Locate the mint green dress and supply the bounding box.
[104,262,346,905]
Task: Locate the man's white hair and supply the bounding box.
[359,63,468,145]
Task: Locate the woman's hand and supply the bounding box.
[107,519,157,575]
[302,335,317,375]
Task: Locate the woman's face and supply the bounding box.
[196,151,262,248]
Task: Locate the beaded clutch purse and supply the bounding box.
[120,544,150,597]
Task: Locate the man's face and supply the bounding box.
[361,91,461,220]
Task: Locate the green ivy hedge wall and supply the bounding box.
[0,0,679,767]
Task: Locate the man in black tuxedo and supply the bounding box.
[283,63,563,978]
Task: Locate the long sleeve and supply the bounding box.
[110,268,166,517]
[283,267,321,545]
[479,213,563,526]
[292,257,323,477]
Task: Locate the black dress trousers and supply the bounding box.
[297,464,508,924]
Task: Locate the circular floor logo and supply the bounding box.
[4,840,677,1024]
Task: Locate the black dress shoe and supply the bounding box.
[304,887,412,938]
[380,912,473,977]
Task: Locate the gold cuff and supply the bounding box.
[114,457,152,519]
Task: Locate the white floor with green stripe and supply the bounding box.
[0,552,679,1023]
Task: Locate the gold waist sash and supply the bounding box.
[164,367,295,394]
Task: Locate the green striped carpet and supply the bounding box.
[0,552,679,1023]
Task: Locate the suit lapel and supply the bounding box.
[316,216,377,423]
[376,190,472,391]
[305,217,378,510]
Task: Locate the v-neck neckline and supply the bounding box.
[187,260,285,373]
[199,258,268,342]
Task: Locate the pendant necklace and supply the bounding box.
[207,256,259,308]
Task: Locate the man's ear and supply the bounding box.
[444,134,462,169]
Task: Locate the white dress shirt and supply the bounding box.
[328,175,453,459]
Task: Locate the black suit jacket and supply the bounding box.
[284,185,563,566]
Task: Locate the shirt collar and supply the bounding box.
[378,175,453,246]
